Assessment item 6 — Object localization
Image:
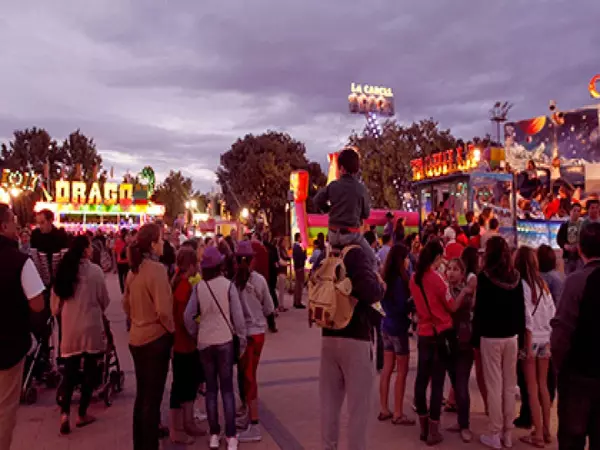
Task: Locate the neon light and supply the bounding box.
[589,74,600,99]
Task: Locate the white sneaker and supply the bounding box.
[480,433,502,449]
[502,431,513,448]
[209,434,220,449]
[238,424,262,442]
[227,436,239,450]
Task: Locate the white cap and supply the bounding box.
[443,227,456,241]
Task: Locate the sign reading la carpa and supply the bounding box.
[350,83,393,98]
[55,180,133,205]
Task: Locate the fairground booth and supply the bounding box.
[411,146,518,247]
[34,178,165,232]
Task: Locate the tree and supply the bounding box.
[217,131,316,235]
[348,118,457,208]
[154,170,193,224]
[61,129,103,183]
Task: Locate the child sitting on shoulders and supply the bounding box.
[313,147,376,269]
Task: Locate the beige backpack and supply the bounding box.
[308,245,358,330]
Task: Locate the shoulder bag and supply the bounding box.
[205,280,241,363]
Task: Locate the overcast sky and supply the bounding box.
[1,0,599,191]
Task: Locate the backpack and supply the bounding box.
[308,245,359,330]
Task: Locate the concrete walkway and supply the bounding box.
[12,274,558,450]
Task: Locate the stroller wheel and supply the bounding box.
[45,371,61,389]
[23,387,38,405]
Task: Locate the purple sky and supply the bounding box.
[1,0,599,191]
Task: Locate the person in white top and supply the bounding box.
[515,247,556,447]
[184,247,246,450]
[0,204,45,450]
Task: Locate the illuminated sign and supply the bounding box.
[1,169,38,191]
[411,146,481,181]
[348,82,395,116]
[589,74,600,99]
[55,180,133,205]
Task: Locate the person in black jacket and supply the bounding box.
[0,204,45,449]
[292,233,307,309]
[551,222,600,450]
[556,203,582,274]
[472,236,525,449]
[320,244,385,450]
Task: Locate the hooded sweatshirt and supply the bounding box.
[472,269,526,347]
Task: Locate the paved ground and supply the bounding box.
[13,274,559,450]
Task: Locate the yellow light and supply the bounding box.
[190,199,197,209]
[10,188,20,197]
[241,208,249,219]
[185,201,190,209]
[473,148,481,162]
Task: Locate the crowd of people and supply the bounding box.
[1,147,600,450]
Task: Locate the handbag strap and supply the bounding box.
[418,282,438,336]
[205,280,235,338]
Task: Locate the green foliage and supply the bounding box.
[349,118,457,208]
[61,129,102,183]
[217,131,322,234]
[154,170,193,224]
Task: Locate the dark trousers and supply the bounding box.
[517,357,556,423]
[199,341,236,438]
[414,334,452,421]
[170,350,201,409]
[294,269,305,306]
[268,277,279,309]
[375,324,384,372]
[130,333,172,450]
[557,372,600,450]
[117,263,129,294]
[448,345,474,429]
[59,353,100,416]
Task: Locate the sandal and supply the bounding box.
[543,431,553,444]
[377,412,393,421]
[391,415,415,426]
[520,434,545,448]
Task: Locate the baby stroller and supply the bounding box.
[56,316,125,407]
[21,316,61,405]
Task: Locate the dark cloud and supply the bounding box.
[1,0,599,190]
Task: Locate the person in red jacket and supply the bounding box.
[169,248,205,444]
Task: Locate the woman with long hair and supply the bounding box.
[168,247,204,444]
[234,241,275,443]
[378,244,415,426]
[473,236,525,449]
[514,247,556,447]
[51,235,110,435]
[123,223,175,450]
[409,239,465,445]
[184,247,247,450]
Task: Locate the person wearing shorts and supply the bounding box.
[515,247,556,448]
[377,244,415,426]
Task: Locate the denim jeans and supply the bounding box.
[448,345,474,429]
[130,333,173,450]
[557,371,600,450]
[328,230,377,271]
[414,333,453,421]
[199,341,236,438]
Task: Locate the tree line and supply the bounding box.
[1,118,490,233]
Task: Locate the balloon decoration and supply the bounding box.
[518,116,546,135]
